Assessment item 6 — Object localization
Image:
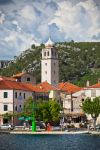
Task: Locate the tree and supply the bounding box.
[18,98,61,127]
[3,112,13,123]
[31,44,35,49]
[49,100,61,123]
[37,102,51,123]
[19,97,36,118]
[81,97,100,130]
[37,100,61,125]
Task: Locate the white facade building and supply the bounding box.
[0,77,60,125]
[0,77,34,125]
[41,38,59,85]
[0,89,33,125]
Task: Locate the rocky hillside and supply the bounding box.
[0,42,100,86]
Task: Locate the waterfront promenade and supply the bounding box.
[0,129,100,135]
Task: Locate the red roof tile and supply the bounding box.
[12,72,26,78]
[23,83,46,93]
[0,76,16,82]
[58,82,82,94]
[89,83,100,88]
[0,80,32,91]
[0,78,59,93]
[0,79,49,93]
[37,82,60,92]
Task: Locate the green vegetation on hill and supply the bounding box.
[0,42,100,86]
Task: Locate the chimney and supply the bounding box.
[86,80,89,87]
[0,76,3,81]
[16,79,18,82]
[98,78,100,83]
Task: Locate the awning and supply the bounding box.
[18,117,33,121]
[66,112,85,117]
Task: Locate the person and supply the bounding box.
[47,123,52,131]
[60,118,64,131]
[23,122,26,129]
[87,124,90,132]
[28,123,31,130]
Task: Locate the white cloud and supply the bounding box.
[49,0,100,41]
[20,5,36,21]
[0,11,5,24]
[12,20,21,31]
[0,0,100,59]
[4,30,40,54]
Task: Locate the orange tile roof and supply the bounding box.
[0,76,16,81]
[12,72,26,78]
[58,82,82,94]
[0,79,49,93]
[89,83,100,88]
[0,78,59,93]
[0,80,32,91]
[23,83,47,93]
[37,81,60,92]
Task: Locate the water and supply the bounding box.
[0,134,100,150]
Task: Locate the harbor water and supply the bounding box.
[0,133,100,150]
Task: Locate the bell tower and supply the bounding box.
[41,38,59,85]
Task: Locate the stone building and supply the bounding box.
[58,82,85,123]
[41,38,59,85]
[12,72,36,84]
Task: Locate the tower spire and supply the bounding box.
[45,37,54,47]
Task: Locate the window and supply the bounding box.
[15,92,17,98]
[4,92,8,98]
[44,52,46,56]
[47,51,49,56]
[27,77,30,81]
[52,50,53,56]
[19,105,22,108]
[24,93,26,99]
[91,89,96,97]
[15,106,17,111]
[45,71,47,74]
[4,105,8,111]
[19,92,21,96]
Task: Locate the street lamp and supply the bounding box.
[31,101,36,132]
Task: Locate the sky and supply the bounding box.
[0,0,100,60]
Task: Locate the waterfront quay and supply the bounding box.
[0,128,100,135]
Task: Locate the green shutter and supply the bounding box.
[4,92,8,98]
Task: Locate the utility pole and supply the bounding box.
[71,92,73,112]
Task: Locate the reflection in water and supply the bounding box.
[0,134,100,150]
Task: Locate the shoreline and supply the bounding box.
[0,130,100,135]
[10,130,89,135]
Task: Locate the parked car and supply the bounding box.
[52,126,61,131]
[0,124,14,130]
[96,124,100,131]
[36,121,46,129]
